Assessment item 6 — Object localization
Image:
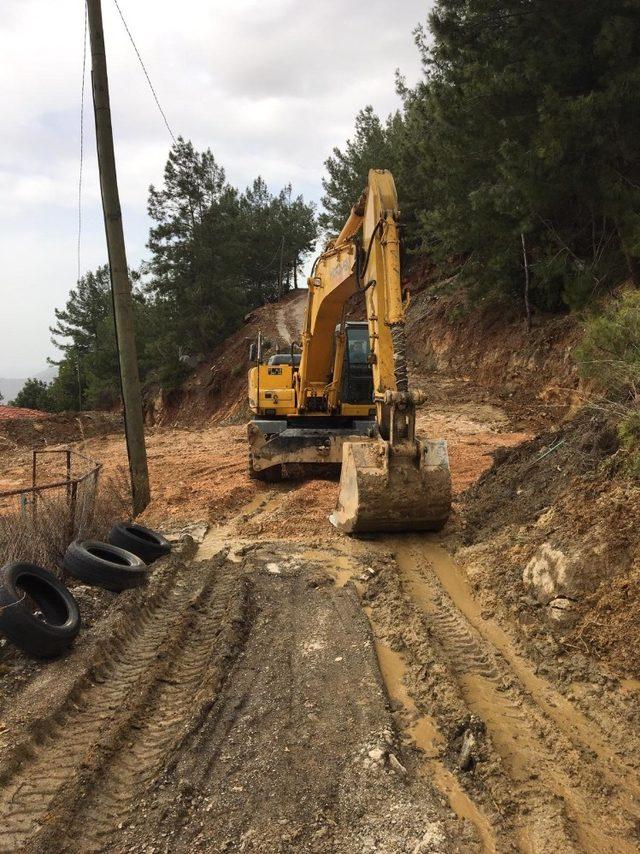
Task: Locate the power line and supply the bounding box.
[77,1,88,285]
[111,0,177,143]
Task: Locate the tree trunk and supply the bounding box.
[521,232,532,332]
[278,235,285,299]
[616,222,640,287]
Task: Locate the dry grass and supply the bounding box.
[0,466,131,574]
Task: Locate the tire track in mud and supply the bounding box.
[373,638,498,853]
[0,558,246,854]
[63,573,247,851]
[385,536,640,853]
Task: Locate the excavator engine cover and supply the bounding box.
[329,438,452,534]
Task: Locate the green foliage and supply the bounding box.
[320,107,402,234]
[46,138,317,406]
[618,409,640,479]
[576,290,640,403]
[321,0,640,314]
[145,138,317,386]
[48,265,121,410]
[10,378,54,411]
[577,289,640,475]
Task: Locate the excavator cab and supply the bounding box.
[339,323,374,406]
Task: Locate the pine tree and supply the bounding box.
[146,140,317,385]
[320,106,401,234]
[322,0,640,315]
[10,379,54,411]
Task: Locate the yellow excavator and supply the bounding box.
[247,169,451,533]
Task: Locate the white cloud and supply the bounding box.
[0,0,431,376]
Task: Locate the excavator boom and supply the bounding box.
[247,169,451,533]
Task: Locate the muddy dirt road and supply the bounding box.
[1,382,639,852]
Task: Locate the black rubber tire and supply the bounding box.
[0,563,81,658]
[107,522,171,564]
[63,540,147,592]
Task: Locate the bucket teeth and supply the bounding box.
[330,439,452,534]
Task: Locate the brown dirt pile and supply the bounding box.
[0,405,49,421]
[145,291,307,428]
[0,411,122,451]
[455,410,640,678]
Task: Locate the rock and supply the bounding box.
[523,543,573,604]
[411,825,447,853]
[535,507,555,528]
[388,753,407,777]
[368,747,385,763]
[458,729,477,772]
[266,562,281,575]
[547,596,578,625]
[455,714,485,772]
[165,522,208,543]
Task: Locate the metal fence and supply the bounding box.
[0,449,102,538]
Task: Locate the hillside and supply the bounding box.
[144,290,307,427]
[155,279,582,434]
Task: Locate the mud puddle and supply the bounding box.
[197,490,284,561]
[376,534,640,853]
[373,635,497,853]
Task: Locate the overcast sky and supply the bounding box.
[0,0,430,377]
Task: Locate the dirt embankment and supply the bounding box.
[0,411,122,452]
[406,288,581,430]
[155,282,582,435]
[145,291,307,428]
[455,410,640,679]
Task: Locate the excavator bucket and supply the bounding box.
[329,438,452,534]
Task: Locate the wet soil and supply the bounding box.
[1,354,639,850]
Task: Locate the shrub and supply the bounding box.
[0,468,130,573]
[576,291,640,405]
[576,291,640,474]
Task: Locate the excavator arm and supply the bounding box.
[298,171,404,415]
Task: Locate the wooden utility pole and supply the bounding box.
[87,0,150,513]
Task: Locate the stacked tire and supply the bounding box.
[63,523,170,592]
[0,523,170,659]
[107,522,171,564]
[0,563,80,658]
[63,540,148,592]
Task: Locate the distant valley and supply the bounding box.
[0,367,57,403]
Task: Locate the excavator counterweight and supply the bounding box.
[247,170,452,533]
